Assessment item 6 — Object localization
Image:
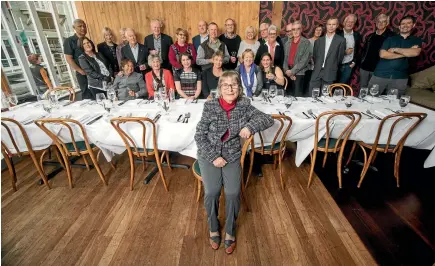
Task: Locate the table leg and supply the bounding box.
[38,156,93,185]
[136,152,190,184]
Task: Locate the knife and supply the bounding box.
[302,112,310,119]
[177,114,183,122]
[361,112,374,118]
[118,101,126,106]
[87,115,103,125]
[316,98,324,103]
[153,114,161,123]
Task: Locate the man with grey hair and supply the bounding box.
[359,14,395,88]
[63,19,93,99]
[281,23,293,46]
[192,20,209,50]
[144,19,173,70]
[254,24,285,68]
[219,18,241,70]
[197,22,230,71]
[258,22,283,46]
[121,28,148,76]
[337,14,362,84]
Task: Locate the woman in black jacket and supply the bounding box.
[97,27,119,74]
[78,37,113,99]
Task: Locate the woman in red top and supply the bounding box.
[145,54,175,98]
[168,28,197,71]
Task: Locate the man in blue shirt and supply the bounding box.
[369,15,422,96]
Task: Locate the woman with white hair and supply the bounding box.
[237,26,261,64]
[195,71,273,254]
[254,24,284,68]
[97,27,119,74]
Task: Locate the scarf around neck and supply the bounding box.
[240,64,256,97]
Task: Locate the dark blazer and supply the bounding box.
[144,33,173,70]
[97,42,119,74]
[337,29,362,66]
[121,43,148,74]
[192,34,208,51]
[78,53,113,89]
[311,34,346,82]
[254,41,285,69]
[195,97,274,163]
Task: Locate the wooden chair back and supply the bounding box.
[110,117,158,157]
[44,87,76,102]
[370,112,427,153]
[1,117,36,157]
[329,83,354,97]
[257,114,292,154]
[35,118,93,156]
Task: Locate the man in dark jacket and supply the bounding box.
[144,19,173,70]
[337,14,362,84]
[121,28,148,76]
[359,14,395,88]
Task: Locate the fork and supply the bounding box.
[183,112,191,123]
[307,109,317,119]
[366,110,381,120]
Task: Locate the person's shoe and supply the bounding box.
[224,239,236,254]
[209,235,221,250]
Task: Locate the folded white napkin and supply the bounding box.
[365,96,383,103]
[322,97,336,103]
[374,110,389,118]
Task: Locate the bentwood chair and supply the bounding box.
[1,118,52,191]
[35,118,112,188]
[252,114,292,189]
[308,111,361,188]
[329,83,354,97]
[110,117,170,191]
[44,87,76,102]
[192,136,254,212]
[346,112,427,188]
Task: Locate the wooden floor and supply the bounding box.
[1,150,375,265]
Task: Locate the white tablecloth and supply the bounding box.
[2,97,435,168]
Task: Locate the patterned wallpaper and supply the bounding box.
[259,1,435,88]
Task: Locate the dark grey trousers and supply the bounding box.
[368,75,408,96]
[359,68,373,89]
[198,156,241,236]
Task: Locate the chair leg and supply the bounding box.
[88,150,107,186]
[322,152,328,168]
[307,151,317,188]
[394,148,403,187]
[196,179,201,202]
[246,149,254,189]
[165,151,172,170]
[2,150,17,192]
[39,149,49,174]
[141,156,146,172]
[154,151,169,192]
[54,147,66,169]
[30,152,51,190]
[357,145,372,188]
[127,152,135,190]
[273,154,278,169]
[346,142,357,167]
[82,154,91,171]
[240,180,250,212]
[62,153,74,189]
[279,150,284,190]
[337,148,345,189]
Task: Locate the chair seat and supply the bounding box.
[136,147,155,153]
[255,142,282,152]
[360,141,396,151]
[318,138,338,149]
[65,141,95,152]
[192,160,203,182]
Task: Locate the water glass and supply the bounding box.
[48,93,59,108]
[7,93,18,106]
[262,89,269,103]
[162,99,170,114]
[96,93,106,106]
[103,100,113,114]
[107,88,116,102]
[399,95,411,110]
[321,85,329,97]
[210,89,217,99]
[345,97,353,108]
[370,84,379,97]
[333,89,344,100]
[388,88,398,103]
[42,100,52,113]
[312,88,320,102]
[269,85,277,98]
[169,88,175,102]
[359,87,368,102]
[159,87,167,100]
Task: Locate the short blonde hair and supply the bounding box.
[245,26,257,38]
[212,50,224,59]
[241,49,255,60]
[175,28,188,38]
[148,54,162,66]
[217,71,244,98]
[102,27,113,41]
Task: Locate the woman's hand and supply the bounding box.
[117,71,124,77]
[266,73,276,80]
[239,127,251,138]
[213,157,227,168]
[128,90,136,97]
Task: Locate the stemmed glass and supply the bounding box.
[7,93,18,106]
[321,85,329,97]
[103,100,113,117]
[370,84,379,98]
[107,87,116,103]
[210,89,217,99]
[42,100,52,113]
[262,89,269,103]
[96,93,106,107]
[48,92,59,109]
[359,87,368,102]
[388,88,398,103]
[399,95,411,110]
[269,84,277,98]
[312,88,320,102]
[333,89,344,101]
[345,97,353,108]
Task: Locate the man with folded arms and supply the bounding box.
[192,20,209,51]
[369,15,421,96]
[144,19,173,70]
[121,28,148,76]
[309,17,346,94]
[283,21,311,97]
[196,22,230,71]
[337,14,362,84]
[359,14,395,88]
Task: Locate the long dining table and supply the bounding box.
[2,96,435,174]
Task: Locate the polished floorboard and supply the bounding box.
[1,150,374,265]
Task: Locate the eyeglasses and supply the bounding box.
[225,24,234,26]
[178,34,186,36]
[221,83,239,90]
[269,32,277,36]
[285,30,292,32]
[292,28,302,31]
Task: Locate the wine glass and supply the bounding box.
[359,87,368,102]
[96,93,106,106]
[345,97,353,108]
[269,85,277,98]
[103,100,113,116]
[159,87,167,100]
[388,88,398,103]
[399,95,410,110]
[333,89,344,101]
[48,92,59,109]
[42,100,52,113]
[262,89,269,103]
[162,98,170,114]
[321,85,329,97]
[370,84,379,98]
[107,88,116,103]
[210,89,217,99]
[312,88,320,102]
[7,93,18,106]
[285,97,293,109]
